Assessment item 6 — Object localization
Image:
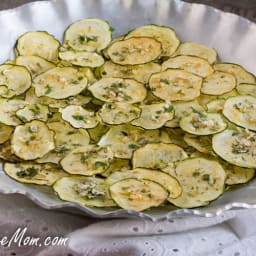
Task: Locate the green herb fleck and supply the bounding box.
[45,84,52,95]
[94,161,107,169]
[72,115,84,121]
[163,105,173,113]
[192,171,200,177]
[202,174,210,182]
[16,166,38,178]
[78,76,84,81]
[29,105,41,116]
[191,107,206,119]
[160,78,169,85]
[128,144,139,150]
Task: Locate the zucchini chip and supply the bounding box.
[89,77,147,103]
[110,178,168,211]
[98,102,141,125]
[60,145,114,176]
[98,124,170,159]
[88,123,110,143]
[107,168,182,199]
[4,162,67,186]
[97,61,161,84]
[212,129,256,168]
[0,141,21,162]
[201,71,236,95]
[206,99,225,112]
[0,99,28,126]
[33,67,88,99]
[53,176,116,207]
[237,83,256,97]
[63,18,112,52]
[16,104,49,122]
[0,64,31,98]
[214,63,256,85]
[223,96,256,131]
[165,100,204,128]
[223,163,255,186]
[197,94,218,108]
[131,102,174,129]
[37,121,90,164]
[149,69,202,101]
[59,51,104,67]
[125,24,180,56]
[15,56,55,77]
[162,56,213,77]
[107,37,162,65]
[11,120,55,160]
[132,143,188,169]
[173,42,217,64]
[60,105,99,129]
[168,158,226,208]
[180,110,227,135]
[0,123,13,144]
[15,31,60,62]
[184,134,214,155]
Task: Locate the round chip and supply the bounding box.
[149,69,202,101]
[11,120,55,160]
[33,67,88,99]
[110,178,168,211]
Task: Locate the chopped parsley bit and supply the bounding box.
[80,154,89,163]
[72,115,84,121]
[73,182,105,199]
[112,52,125,61]
[29,105,41,116]
[123,94,132,101]
[45,84,52,95]
[16,166,39,178]
[192,171,200,177]
[163,105,173,113]
[191,107,206,119]
[202,174,210,182]
[160,78,170,85]
[232,142,249,154]
[128,144,139,150]
[54,145,69,154]
[67,131,76,135]
[94,161,107,169]
[78,35,86,43]
[78,76,84,81]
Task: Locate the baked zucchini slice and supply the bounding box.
[58,50,104,67]
[60,145,114,176]
[102,36,124,59]
[107,37,162,65]
[236,83,256,97]
[173,42,217,64]
[98,124,170,159]
[53,176,116,207]
[16,104,49,122]
[101,159,131,178]
[0,99,28,126]
[165,100,204,128]
[15,31,60,62]
[33,67,88,99]
[37,121,90,164]
[197,94,218,108]
[98,102,141,125]
[63,18,112,52]
[89,78,147,103]
[223,96,256,131]
[168,158,226,208]
[0,64,31,97]
[60,105,99,129]
[0,124,13,144]
[15,56,55,77]
[110,178,168,211]
[4,162,67,186]
[125,24,180,56]
[217,89,239,100]
[162,56,213,77]
[97,61,161,84]
[201,71,236,95]
[180,110,227,135]
[223,163,255,186]
[149,69,202,101]
[132,143,188,169]
[107,168,181,199]
[0,141,21,162]
[214,63,256,85]
[212,129,256,168]
[131,102,174,129]
[206,99,225,112]
[184,134,213,155]
[11,120,55,160]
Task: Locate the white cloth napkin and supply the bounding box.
[0,194,256,256]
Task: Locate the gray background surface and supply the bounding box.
[0,0,256,22]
